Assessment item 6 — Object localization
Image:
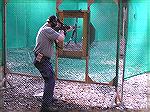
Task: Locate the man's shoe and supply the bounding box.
[40,104,59,112]
[40,106,49,112]
[49,105,59,112]
[52,98,58,103]
[40,107,59,112]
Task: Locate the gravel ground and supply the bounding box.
[0,72,149,112]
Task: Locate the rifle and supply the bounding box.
[52,19,70,49]
[53,18,79,49]
[65,18,78,47]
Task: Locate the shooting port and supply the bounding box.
[56,10,95,59]
[55,9,96,84]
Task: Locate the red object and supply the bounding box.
[56,0,62,11]
[88,0,94,11]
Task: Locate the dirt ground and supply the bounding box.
[0,73,149,112]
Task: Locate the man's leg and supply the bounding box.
[34,58,57,111]
[40,60,56,108]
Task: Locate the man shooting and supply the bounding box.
[33,15,71,112]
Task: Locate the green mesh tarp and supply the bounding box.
[3,0,118,83]
[124,0,150,79]
[7,1,56,48]
[1,0,149,82]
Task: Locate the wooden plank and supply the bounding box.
[55,50,59,80]
[58,50,83,59]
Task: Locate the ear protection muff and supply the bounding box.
[47,15,57,27]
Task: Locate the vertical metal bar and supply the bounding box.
[2,0,7,87]
[115,0,121,89]
[56,0,62,12]
[1,0,14,90]
[114,0,121,104]
[121,0,128,102]
[87,0,94,11]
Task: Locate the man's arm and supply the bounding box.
[56,30,65,42]
[44,27,65,42]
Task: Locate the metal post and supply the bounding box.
[114,0,121,104]
[87,0,94,11]
[56,0,62,12]
[115,0,128,108]
[2,0,7,87]
[1,0,13,90]
[120,0,128,102]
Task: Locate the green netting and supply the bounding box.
[2,0,149,82]
[90,3,118,41]
[3,1,119,83]
[4,0,150,80]
[124,0,150,79]
[88,3,118,82]
[7,1,56,48]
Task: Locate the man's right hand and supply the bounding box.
[57,30,65,42]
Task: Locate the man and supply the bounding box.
[33,15,65,112]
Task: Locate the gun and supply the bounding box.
[53,19,71,49]
[65,17,78,46]
[53,18,78,49]
[53,19,74,36]
[53,25,71,36]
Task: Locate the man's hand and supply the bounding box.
[55,39,59,43]
[57,30,65,42]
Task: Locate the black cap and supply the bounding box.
[46,15,58,27]
[46,15,57,23]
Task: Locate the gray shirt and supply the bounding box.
[33,23,60,58]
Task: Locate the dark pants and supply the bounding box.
[33,56,55,107]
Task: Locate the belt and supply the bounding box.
[34,53,50,60]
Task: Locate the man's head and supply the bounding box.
[47,15,58,27]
